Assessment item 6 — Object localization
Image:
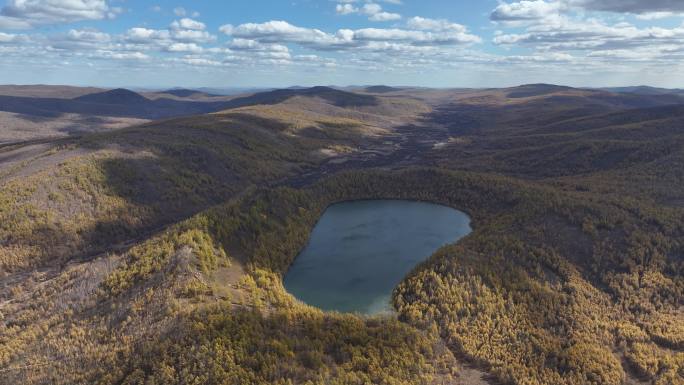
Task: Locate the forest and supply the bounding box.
[7,167,679,384]
[2,85,684,385]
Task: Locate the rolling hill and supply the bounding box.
[73,88,151,105]
[1,84,683,385]
[145,88,226,101]
[0,85,107,99]
[0,89,233,120]
[0,87,231,143]
[158,88,218,98]
[363,85,405,94]
[602,85,684,97]
[222,86,380,109]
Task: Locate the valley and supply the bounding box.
[0,84,683,385]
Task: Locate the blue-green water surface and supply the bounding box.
[284,200,471,314]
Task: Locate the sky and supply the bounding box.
[1,0,684,88]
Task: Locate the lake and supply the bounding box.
[284,200,471,314]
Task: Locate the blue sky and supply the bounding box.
[1,0,684,88]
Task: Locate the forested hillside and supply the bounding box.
[1,85,682,385]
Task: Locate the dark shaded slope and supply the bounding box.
[434,87,684,138]
[538,104,684,135]
[505,84,683,107]
[427,91,684,179]
[0,90,232,119]
[602,86,684,96]
[74,88,150,105]
[156,88,220,98]
[364,85,403,93]
[577,92,684,109]
[0,86,381,121]
[506,83,574,98]
[223,86,379,109]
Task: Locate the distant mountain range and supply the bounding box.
[599,85,684,96]
[0,88,232,120]
[1,83,684,144]
[147,86,274,96]
[0,86,388,122]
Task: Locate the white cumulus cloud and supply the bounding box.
[0,0,118,28]
[221,20,480,50]
[171,18,206,31]
[335,2,401,22]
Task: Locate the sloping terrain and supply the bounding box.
[0,85,107,99]
[221,86,381,109]
[0,87,429,275]
[145,89,224,101]
[0,89,230,120]
[0,85,683,385]
[0,89,197,143]
[362,85,406,94]
[428,90,684,184]
[602,86,684,97]
[0,111,147,144]
[0,86,415,144]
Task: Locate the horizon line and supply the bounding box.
[0,83,682,91]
